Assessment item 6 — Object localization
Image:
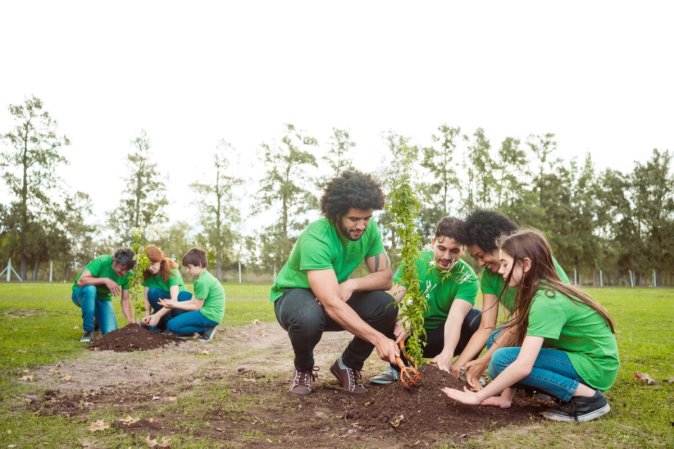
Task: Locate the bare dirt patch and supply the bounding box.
[25,322,548,448]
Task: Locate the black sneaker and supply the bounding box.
[80,330,94,343]
[289,367,319,396]
[541,390,610,422]
[200,326,218,342]
[330,357,367,394]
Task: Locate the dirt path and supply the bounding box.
[32,322,369,392]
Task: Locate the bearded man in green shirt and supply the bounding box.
[271,170,399,396]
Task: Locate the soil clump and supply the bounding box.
[89,323,180,352]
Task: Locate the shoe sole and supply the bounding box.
[369,377,396,385]
[541,403,611,422]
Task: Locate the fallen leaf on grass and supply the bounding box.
[634,371,657,385]
[118,415,139,425]
[145,434,171,448]
[199,349,210,355]
[62,375,72,382]
[20,375,34,382]
[252,319,261,325]
[80,439,96,448]
[167,396,177,402]
[88,420,110,432]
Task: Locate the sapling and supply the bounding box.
[385,144,427,367]
[128,228,151,322]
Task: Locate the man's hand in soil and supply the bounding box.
[462,357,489,391]
[441,386,483,405]
[105,279,121,296]
[431,351,453,373]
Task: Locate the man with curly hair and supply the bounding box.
[270,170,399,396]
[453,210,570,389]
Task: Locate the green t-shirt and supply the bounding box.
[71,255,131,300]
[193,270,225,324]
[526,288,619,391]
[269,217,385,302]
[142,268,186,292]
[481,257,570,313]
[394,252,478,330]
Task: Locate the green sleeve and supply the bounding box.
[365,223,385,258]
[298,236,334,271]
[194,277,208,300]
[455,275,478,305]
[526,291,565,339]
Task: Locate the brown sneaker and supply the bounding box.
[330,357,367,394]
[289,367,319,396]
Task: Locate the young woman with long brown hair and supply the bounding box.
[442,228,619,422]
[140,245,192,331]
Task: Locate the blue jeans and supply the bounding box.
[488,346,582,401]
[72,285,117,334]
[146,288,193,331]
[166,310,218,335]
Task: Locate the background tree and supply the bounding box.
[0,95,70,279]
[462,128,495,211]
[256,124,318,272]
[109,130,168,244]
[191,140,243,280]
[379,132,417,263]
[418,124,460,236]
[322,127,355,181]
[630,149,674,284]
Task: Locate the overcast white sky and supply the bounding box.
[1,1,673,233]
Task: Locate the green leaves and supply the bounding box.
[386,141,426,367]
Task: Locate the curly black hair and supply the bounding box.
[456,210,518,252]
[320,170,385,221]
[434,216,464,240]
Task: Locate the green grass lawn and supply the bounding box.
[0,283,672,448]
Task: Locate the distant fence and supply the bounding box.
[1,259,673,287]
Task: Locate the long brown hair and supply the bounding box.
[143,245,178,283]
[498,228,616,346]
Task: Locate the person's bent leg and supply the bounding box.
[166,310,217,334]
[95,298,118,334]
[147,288,170,312]
[71,285,97,332]
[274,289,326,371]
[489,347,581,402]
[333,290,397,371]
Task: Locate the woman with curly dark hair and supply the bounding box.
[453,210,570,389]
[270,170,399,396]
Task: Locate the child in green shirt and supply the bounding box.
[442,229,619,423]
[159,248,225,342]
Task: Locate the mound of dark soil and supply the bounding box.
[89,324,180,352]
[306,363,547,440]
